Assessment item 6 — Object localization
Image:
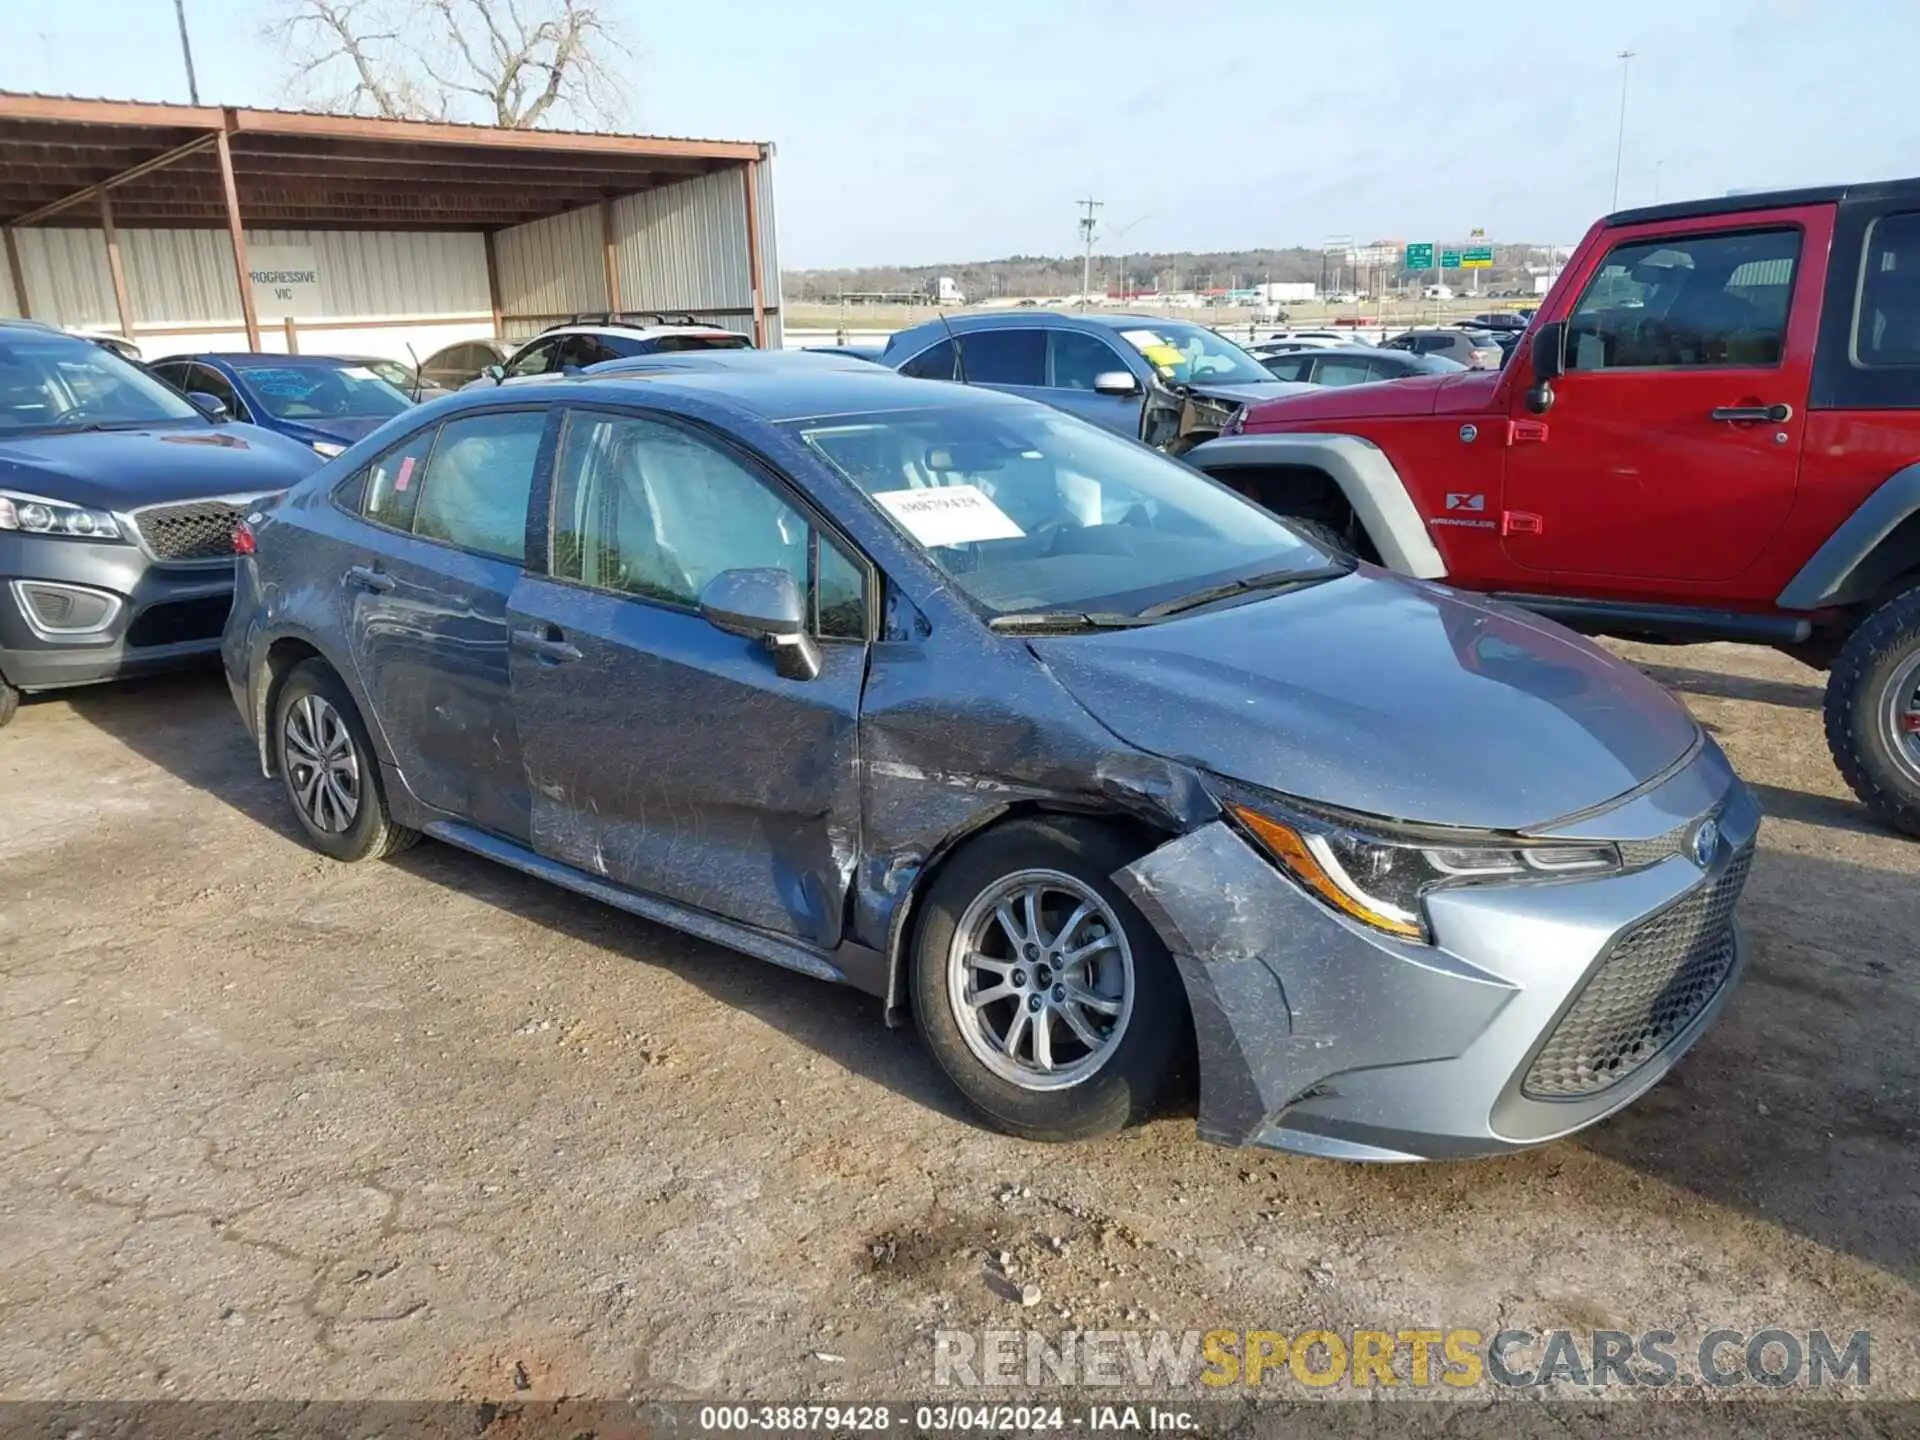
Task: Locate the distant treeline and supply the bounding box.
[783,245,1563,301]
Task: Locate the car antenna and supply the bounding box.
[403,341,424,403]
[936,309,969,385]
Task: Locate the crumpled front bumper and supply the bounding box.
[1116,744,1758,1161]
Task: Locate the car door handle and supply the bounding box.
[1710,403,1792,423]
[510,627,582,665]
[343,564,395,593]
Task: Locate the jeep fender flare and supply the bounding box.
[1778,461,1920,611]
[1183,432,1448,579]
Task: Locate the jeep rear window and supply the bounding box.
[1853,211,1920,367]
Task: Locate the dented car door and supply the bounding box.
[506,407,868,946]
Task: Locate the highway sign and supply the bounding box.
[1461,245,1495,269]
[1405,242,1434,270]
[1440,248,1462,269]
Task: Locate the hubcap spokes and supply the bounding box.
[949,869,1134,1091]
[1881,652,1920,786]
[284,693,360,834]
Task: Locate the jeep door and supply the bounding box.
[1503,206,1832,584]
[506,407,871,947]
[337,409,552,841]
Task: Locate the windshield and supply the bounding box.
[1111,322,1274,386]
[0,333,203,432]
[235,363,413,421]
[797,403,1329,618]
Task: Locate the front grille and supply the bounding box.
[1523,848,1752,1099]
[131,500,248,562]
[125,595,232,648]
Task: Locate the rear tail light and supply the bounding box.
[232,518,257,556]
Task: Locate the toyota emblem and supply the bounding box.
[1690,818,1720,869]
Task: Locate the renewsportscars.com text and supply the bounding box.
[932,1327,1871,1390]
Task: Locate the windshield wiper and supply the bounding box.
[988,611,1159,634]
[1135,564,1352,620]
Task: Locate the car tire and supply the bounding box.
[1280,516,1352,558]
[273,659,420,863]
[1824,583,1920,838]
[0,671,18,729]
[909,817,1192,1143]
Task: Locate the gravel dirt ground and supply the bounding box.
[1,639,1915,1411]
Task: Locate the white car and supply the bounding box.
[1248,330,1354,353]
[465,315,751,389]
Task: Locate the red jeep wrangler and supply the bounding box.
[1189,178,1920,836]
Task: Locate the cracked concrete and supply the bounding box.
[0,644,1916,1404]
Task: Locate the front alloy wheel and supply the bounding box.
[946,869,1135,1091]
[910,818,1191,1143]
[1825,583,1920,838]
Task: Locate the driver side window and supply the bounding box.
[505,338,559,377]
[1567,227,1800,371]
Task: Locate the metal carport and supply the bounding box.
[0,93,780,358]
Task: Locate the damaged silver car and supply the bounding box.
[223,369,1757,1160]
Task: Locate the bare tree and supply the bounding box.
[266,0,632,128]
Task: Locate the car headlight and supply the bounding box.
[310,441,347,458]
[1224,790,1620,942]
[0,490,124,541]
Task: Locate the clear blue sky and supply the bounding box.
[2,0,1914,268]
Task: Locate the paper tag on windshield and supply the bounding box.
[873,485,1024,547]
[341,366,378,381]
[1119,329,1165,348]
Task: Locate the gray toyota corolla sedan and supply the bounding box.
[223,370,1757,1161]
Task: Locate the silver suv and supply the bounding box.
[468,313,752,388]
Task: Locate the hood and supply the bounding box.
[0,423,324,510]
[267,414,393,449]
[1242,368,1501,426]
[1029,571,1700,831]
[1187,379,1319,406]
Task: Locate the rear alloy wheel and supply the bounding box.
[910,818,1191,1142]
[273,660,419,862]
[0,672,17,729]
[1825,584,1920,838]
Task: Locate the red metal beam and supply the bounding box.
[743,159,766,348]
[98,192,136,339]
[215,130,260,351]
[2,226,29,317]
[9,132,220,226]
[228,108,762,162]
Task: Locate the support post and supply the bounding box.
[99,193,136,341]
[601,200,622,315]
[215,128,261,350]
[743,158,765,348]
[283,316,299,353]
[483,229,504,338]
[2,227,29,318]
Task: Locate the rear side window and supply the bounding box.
[1567,227,1800,370]
[1316,356,1378,387]
[1853,211,1920,366]
[411,411,547,562]
[897,338,956,380]
[357,428,438,532]
[959,329,1046,386]
[1264,354,1312,382]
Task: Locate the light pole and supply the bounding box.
[1611,49,1635,212]
[1076,198,1103,311]
[173,0,201,105]
[1109,213,1150,304]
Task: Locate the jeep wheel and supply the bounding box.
[1824,585,1920,838]
[0,672,18,729]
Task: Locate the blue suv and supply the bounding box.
[881,311,1310,450]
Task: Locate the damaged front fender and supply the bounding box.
[1116,821,1516,1155]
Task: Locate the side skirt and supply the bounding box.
[422,818,888,996]
[1489,593,1814,645]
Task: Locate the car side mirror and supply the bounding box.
[1526,320,1565,414]
[698,567,821,681]
[187,391,230,421]
[483,364,507,385]
[1093,370,1141,397]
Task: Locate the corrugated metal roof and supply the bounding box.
[0,91,765,150]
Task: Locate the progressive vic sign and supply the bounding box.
[247,246,324,318]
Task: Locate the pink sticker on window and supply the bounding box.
[393,455,416,491]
